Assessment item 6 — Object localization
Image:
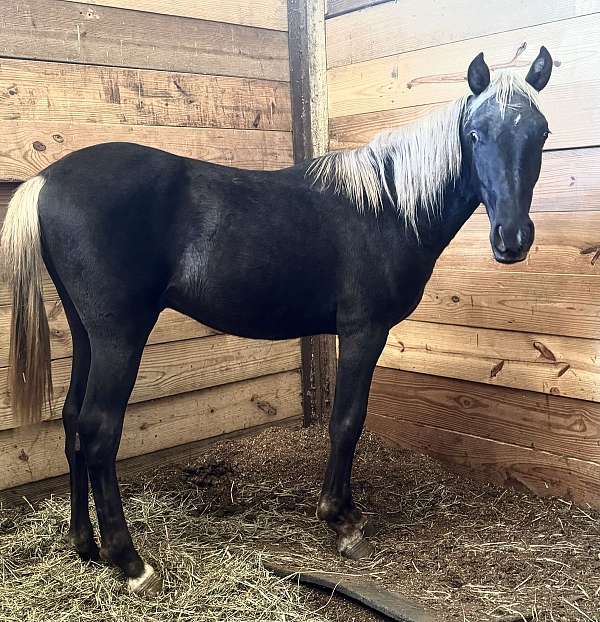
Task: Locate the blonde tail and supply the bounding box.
[0,176,52,424]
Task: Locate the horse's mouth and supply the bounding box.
[492,248,528,264]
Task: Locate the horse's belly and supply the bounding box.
[164,267,337,340]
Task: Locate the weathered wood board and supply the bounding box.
[327,14,600,151]
[368,367,600,508]
[411,271,600,340]
[327,0,600,67]
[379,320,600,402]
[327,0,600,511]
[0,335,301,431]
[0,0,289,81]
[0,303,217,368]
[0,58,291,131]
[0,0,301,494]
[0,122,293,181]
[0,371,302,489]
[326,0,387,17]
[60,0,289,31]
[437,210,600,275]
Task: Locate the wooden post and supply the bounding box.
[288,0,337,426]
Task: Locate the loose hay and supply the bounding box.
[0,487,330,622]
[2,425,600,622]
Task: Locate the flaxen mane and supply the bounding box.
[308,70,543,235]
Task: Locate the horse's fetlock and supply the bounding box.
[317,495,346,523]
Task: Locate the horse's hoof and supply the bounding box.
[128,563,162,596]
[338,532,375,561]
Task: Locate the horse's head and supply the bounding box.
[463,47,553,263]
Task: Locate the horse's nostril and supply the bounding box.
[495,225,507,252]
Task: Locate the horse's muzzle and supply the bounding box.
[490,220,534,264]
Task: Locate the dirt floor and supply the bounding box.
[2,424,600,622]
[154,425,600,622]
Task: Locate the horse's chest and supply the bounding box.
[380,262,433,324]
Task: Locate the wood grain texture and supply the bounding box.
[437,210,600,275]
[0,0,289,81]
[0,303,216,367]
[368,367,600,464]
[379,320,600,402]
[1,416,301,503]
[0,59,291,131]
[289,0,338,425]
[0,371,301,489]
[0,122,293,182]
[326,0,600,68]
[0,334,300,430]
[411,271,600,340]
[327,13,600,151]
[368,399,600,508]
[60,0,288,31]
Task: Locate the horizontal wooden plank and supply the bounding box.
[368,368,600,508]
[411,271,600,340]
[369,367,600,464]
[368,402,600,507]
[0,0,289,81]
[0,370,302,490]
[0,303,216,368]
[438,210,600,275]
[0,122,293,182]
[0,334,301,430]
[326,0,386,17]
[327,13,600,150]
[0,58,291,131]
[61,0,288,31]
[0,416,302,503]
[326,0,600,68]
[379,320,600,402]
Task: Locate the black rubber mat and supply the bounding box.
[264,561,438,622]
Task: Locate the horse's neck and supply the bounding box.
[415,169,480,258]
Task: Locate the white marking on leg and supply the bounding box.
[128,562,155,593]
[337,529,364,554]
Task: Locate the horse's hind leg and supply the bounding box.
[78,314,160,594]
[317,325,388,559]
[60,298,97,560]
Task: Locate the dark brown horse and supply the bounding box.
[0,49,552,594]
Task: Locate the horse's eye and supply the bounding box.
[469,130,479,143]
[542,130,551,140]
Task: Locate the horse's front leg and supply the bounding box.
[317,325,388,559]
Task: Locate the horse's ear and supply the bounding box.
[525,46,553,91]
[467,52,491,96]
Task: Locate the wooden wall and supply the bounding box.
[0,0,302,490]
[325,0,600,507]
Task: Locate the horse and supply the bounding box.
[0,48,553,595]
